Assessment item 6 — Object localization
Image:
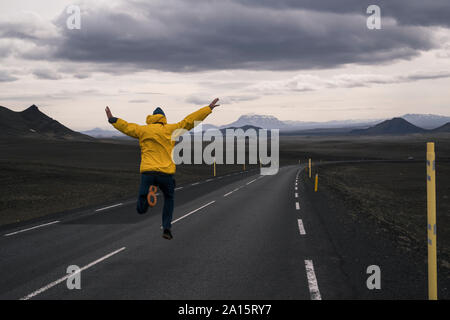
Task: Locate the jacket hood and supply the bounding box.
[146,114,167,125]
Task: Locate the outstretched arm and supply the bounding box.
[105,106,142,139]
[169,98,220,134]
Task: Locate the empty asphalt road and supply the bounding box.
[0,165,427,299]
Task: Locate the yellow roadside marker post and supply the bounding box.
[309,158,312,178]
[314,174,318,192]
[214,158,216,177]
[426,142,437,300]
[243,163,246,171]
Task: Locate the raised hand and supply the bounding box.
[105,106,113,120]
[208,98,220,110]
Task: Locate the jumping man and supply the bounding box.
[105,98,220,239]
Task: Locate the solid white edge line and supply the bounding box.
[4,220,60,237]
[305,260,322,300]
[172,201,216,224]
[246,178,257,185]
[296,202,300,210]
[297,219,306,235]
[95,203,123,212]
[20,247,126,300]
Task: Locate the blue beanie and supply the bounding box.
[153,107,165,117]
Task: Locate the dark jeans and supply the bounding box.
[137,172,175,230]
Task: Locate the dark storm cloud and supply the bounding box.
[236,0,450,28]
[1,1,447,72]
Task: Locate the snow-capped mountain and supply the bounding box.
[401,114,450,129]
[223,114,287,130]
[215,113,381,131]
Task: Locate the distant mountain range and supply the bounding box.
[351,117,450,135]
[1,105,449,139]
[0,105,93,141]
[81,127,124,138]
[191,113,449,133]
[402,114,450,129]
[78,111,450,137]
[351,118,425,135]
[200,114,380,132]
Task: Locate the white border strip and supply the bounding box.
[305,260,322,300]
[4,221,60,237]
[20,247,126,300]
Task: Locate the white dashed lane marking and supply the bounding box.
[95,203,123,212]
[172,201,216,224]
[305,260,322,300]
[297,219,306,235]
[4,221,60,237]
[21,247,126,300]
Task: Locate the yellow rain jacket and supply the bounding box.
[112,106,212,174]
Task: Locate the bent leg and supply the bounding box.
[158,176,175,230]
[136,174,154,214]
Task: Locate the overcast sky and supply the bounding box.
[1,0,450,130]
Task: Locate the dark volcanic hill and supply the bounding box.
[351,117,426,135]
[431,122,450,133]
[0,105,93,141]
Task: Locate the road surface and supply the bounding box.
[0,165,427,299]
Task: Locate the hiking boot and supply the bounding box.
[162,229,173,240]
